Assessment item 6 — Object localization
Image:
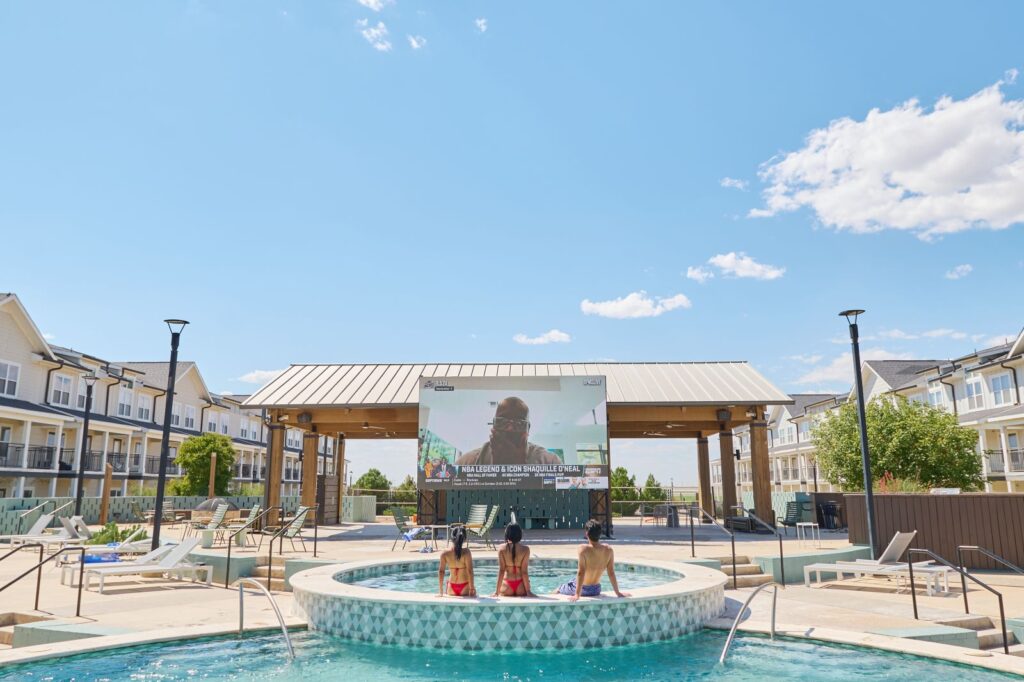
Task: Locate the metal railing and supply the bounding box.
[236,578,294,660]
[108,453,128,473]
[956,545,1024,614]
[0,442,24,467]
[693,506,737,589]
[907,548,1009,655]
[265,505,318,592]
[0,544,85,616]
[746,511,785,586]
[719,581,783,664]
[224,506,282,589]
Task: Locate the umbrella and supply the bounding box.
[194,497,239,512]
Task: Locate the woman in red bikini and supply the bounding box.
[494,523,534,597]
[438,526,476,597]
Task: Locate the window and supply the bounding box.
[798,421,812,442]
[0,361,19,397]
[51,374,72,406]
[117,387,133,417]
[184,405,196,430]
[965,373,985,411]
[207,412,218,433]
[928,386,945,409]
[220,413,230,435]
[171,403,180,426]
[992,374,1014,406]
[76,377,90,409]
[137,394,152,421]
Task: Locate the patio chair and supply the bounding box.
[186,503,230,542]
[222,505,261,546]
[128,500,147,523]
[802,531,941,592]
[11,517,85,549]
[390,507,428,551]
[451,504,489,530]
[83,538,210,594]
[256,506,311,552]
[779,501,802,536]
[70,516,93,541]
[0,513,54,544]
[466,505,500,549]
[145,502,186,527]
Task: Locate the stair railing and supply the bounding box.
[956,545,1024,613]
[907,548,1009,655]
[236,577,295,659]
[746,511,785,586]
[224,506,281,590]
[0,544,86,616]
[693,507,737,589]
[719,581,783,664]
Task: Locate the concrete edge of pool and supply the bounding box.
[290,557,726,650]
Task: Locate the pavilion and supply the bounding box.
[243,362,792,527]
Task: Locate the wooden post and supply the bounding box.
[208,451,217,498]
[750,407,774,525]
[335,436,346,523]
[99,463,114,525]
[718,429,737,517]
[697,436,713,517]
[301,430,319,513]
[264,423,285,512]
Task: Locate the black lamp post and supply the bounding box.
[74,371,99,516]
[152,319,188,550]
[840,309,878,559]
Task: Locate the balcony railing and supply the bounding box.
[145,457,161,475]
[0,443,23,467]
[83,451,103,472]
[59,448,75,471]
[1011,449,1024,474]
[108,453,128,473]
[986,450,1006,474]
[26,446,56,469]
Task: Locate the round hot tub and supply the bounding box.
[290,557,726,651]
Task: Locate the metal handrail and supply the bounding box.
[0,544,86,616]
[746,511,785,586]
[719,581,784,664]
[265,506,316,592]
[956,545,1023,628]
[907,548,1009,655]
[224,506,281,589]
[236,577,295,659]
[693,506,737,589]
[17,500,54,533]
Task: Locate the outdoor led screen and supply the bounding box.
[417,375,609,490]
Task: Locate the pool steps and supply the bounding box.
[936,615,1024,656]
[707,555,774,588]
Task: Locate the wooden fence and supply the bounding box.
[846,493,1024,570]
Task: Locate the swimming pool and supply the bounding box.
[344,560,673,593]
[1,629,1015,680]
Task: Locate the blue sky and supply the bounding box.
[2,2,1022,485]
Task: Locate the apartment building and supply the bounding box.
[0,293,335,499]
[711,335,1024,498]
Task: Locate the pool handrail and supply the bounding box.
[719,580,783,664]
[224,505,281,590]
[17,500,55,533]
[955,545,1024,614]
[692,506,737,590]
[745,511,785,586]
[0,544,86,616]
[265,505,318,592]
[907,548,1009,655]
[237,577,295,660]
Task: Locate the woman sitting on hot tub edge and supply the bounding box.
[438,526,476,597]
[493,522,534,597]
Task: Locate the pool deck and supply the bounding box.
[2,518,1024,675]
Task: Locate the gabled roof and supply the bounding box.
[243,362,793,408]
[864,360,941,392]
[786,393,845,419]
[120,361,212,399]
[0,293,59,362]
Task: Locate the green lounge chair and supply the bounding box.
[466,505,499,549]
[390,507,428,551]
[779,501,802,536]
[258,506,311,552]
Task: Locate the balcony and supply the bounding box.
[108,453,128,473]
[0,443,23,467]
[986,450,1005,474]
[26,446,56,469]
[82,451,103,472]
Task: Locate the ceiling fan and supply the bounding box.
[642,431,667,437]
[361,422,386,431]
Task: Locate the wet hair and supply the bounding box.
[451,526,467,560]
[584,519,602,542]
[504,523,523,561]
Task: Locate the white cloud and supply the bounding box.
[707,252,786,280]
[945,264,973,280]
[922,328,968,340]
[238,369,286,385]
[719,177,748,190]
[475,17,487,33]
[357,19,392,51]
[42,332,55,341]
[795,349,912,386]
[879,328,918,340]
[407,35,427,49]
[751,76,1024,240]
[580,291,692,319]
[685,265,714,284]
[983,333,1017,348]
[787,354,823,364]
[357,0,391,11]
[512,329,572,345]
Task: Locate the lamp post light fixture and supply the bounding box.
[73,371,100,516]
[840,308,878,559]
[152,319,189,550]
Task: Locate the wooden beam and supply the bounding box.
[301,431,319,511]
[697,437,713,517]
[749,408,773,525]
[718,429,736,517]
[265,423,285,512]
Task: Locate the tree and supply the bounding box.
[395,474,417,503]
[640,473,666,502]
[610,466,639,516]
[353,468,391,494]
[170,433,236,496]
[813,398,983,491]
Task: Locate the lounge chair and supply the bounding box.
[10,516,85,549]
[452,504,488,531]
[390,507,428,551]
[802,531,950,594]
[256,507,310,552]
[779,501,802,536]
[0,513,54,544]
[145,502,186,527]
[466,505,500,549]
[222,505,261,546]
[83,538,209,593]
[70,516,93,541]
[184,503,229,542]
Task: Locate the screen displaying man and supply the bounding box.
[455,397,562,466]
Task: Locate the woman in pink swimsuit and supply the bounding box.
[494,523,533,597]
[438,526,476,597]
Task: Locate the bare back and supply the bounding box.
[577,542,614,585]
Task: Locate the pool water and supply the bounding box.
[2,629,1015,681]
[348,563,670,593]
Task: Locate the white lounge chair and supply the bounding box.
[0,513,54,545]
[84,538,210,593]
[10,516,85,549]
[61,539,174,585]
[70,516,93,541]
[802,531,950,595]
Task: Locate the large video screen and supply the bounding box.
[418,375,609,490]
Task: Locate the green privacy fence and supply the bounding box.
[0,495,303,536]
[738,491,813,523]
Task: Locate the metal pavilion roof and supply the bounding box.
[242,362,792,409]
